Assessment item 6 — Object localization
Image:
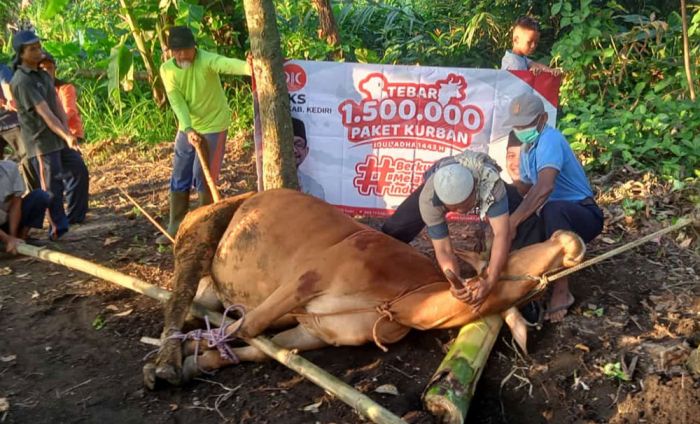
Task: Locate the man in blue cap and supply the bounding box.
[505,92,604,322]
[9,30,90,240]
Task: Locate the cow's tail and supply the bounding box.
[163,191,257,332]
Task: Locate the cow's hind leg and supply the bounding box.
[182,325,327,381]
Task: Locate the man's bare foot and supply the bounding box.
[545,279,575,322]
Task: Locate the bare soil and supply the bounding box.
[1,134,698,424]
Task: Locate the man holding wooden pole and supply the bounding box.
[156,26,251,244]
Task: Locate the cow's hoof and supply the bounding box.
[143,362,157,390]
[155,363,182,386]
[182,355,203,382]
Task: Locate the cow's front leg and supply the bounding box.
[178,270,326,382]
[235,270,325,340]
[182,325,328,380]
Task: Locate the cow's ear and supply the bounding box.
[454,249,488,275]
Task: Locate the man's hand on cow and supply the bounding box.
[444,269,492,308]
[462,276,493,308]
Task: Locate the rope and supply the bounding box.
[517,216,694,308]
[144,305,247,373]
[542,216,693,284]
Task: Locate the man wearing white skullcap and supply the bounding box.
[382,150,511,307]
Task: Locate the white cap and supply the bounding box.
[434,164,474,205]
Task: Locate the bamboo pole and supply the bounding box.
[191,133,222,203]
[15,243,405,424]
[422,315,503,423]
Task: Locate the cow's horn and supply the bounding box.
[444,269,465,290]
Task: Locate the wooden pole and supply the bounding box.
[191,133,222,203]
[422,315,502,423]
[118,187,174,244]
[15,243,405,424]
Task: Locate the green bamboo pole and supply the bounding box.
[422,315,503,423]
[15,243,405,424]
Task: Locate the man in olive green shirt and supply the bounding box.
[157,26,250,244]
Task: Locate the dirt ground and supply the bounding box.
[1,134,699,424]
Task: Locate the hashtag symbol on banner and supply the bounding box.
[353,156,394,196]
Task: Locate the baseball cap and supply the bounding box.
[434,164,474,205]
[503,92,545,127]
[12,30,41,53]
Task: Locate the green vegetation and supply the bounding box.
[1,0,697,182]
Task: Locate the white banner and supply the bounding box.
[254,60,561,217]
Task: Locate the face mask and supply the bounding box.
[177,60,192,69]
[513,125,540,144]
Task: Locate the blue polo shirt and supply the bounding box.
[501,50,532,70]
[519,125,593,202]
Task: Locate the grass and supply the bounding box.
[77,78,254,145]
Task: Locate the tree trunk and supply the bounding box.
[311,0,342,59]
[680,0,696,101]
[243,0,298,190]
[118,0,167,107]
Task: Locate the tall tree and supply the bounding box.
[243,0,298,190]
[118,0,167,106]
[680,0,696,101]
[311,0,342,59]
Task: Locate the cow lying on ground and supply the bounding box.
[144,189,584,389]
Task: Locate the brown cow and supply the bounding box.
[144,189,584,388]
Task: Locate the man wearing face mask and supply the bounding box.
[505,92,604,322]
[157,26,251,244]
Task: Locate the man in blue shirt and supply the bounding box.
[505,92,603,322]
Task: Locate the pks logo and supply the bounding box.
[338,73,485,151]
[284,63,307,92]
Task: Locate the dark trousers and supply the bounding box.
[507,184,604,248]
[30,148,89,237]
[0,190,51,234]
[21,189,51,229]
[381,183,426,243]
